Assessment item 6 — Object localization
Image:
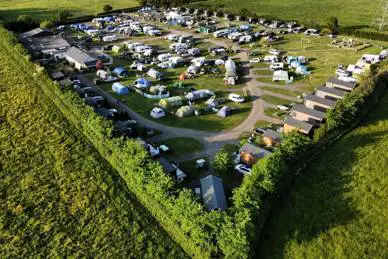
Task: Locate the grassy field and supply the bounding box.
[190,0,381,28]
[155,137,204,158]
[258,91,388,258]
[0,38,184,257]
[261,95,294,106]
[0,0,140,20]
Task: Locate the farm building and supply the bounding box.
[175,106,195,117]
[315,86,347,101]
[200,175,227,211]
[263,129,282,147]
[290,104,325,126]
[217,106,232,118]
[20,35,70,56]
[304,94,337,112]
[239,143,271,166]
[325,77,357,92]
[159,96,183,109]
[284,116,314,135]
[19,28,52,39]
[112,82,129,95]
[113,67,130,77]
[64,47,97,70]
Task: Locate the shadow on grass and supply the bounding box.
[256,109,388,258]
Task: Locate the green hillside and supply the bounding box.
[191,0,381,27]
[0,30,184,257]
[257,90,388,258]
[0,0,140,20]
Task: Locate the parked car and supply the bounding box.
[150,107,166,118]
[253,127,266,135]
[235,164,252,175]
[249,58,262,63]
[276,105,290,111]
[268,48,282,55]
[228,93,245,103]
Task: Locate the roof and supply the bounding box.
[263,129,282,141]
[65,47,97,64]
[19,28,51,39]
[240,143,271,159]
[157,157,176,174]
[326,77,357,90]
[200,175,227,211]
[305,94,336,108]
[292,104,326,120]
[51,71,65,80]
[284,116,314,133]
[317,86,347,98]
[20,35,70,53]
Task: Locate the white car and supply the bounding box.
[276,105,290,111]
[150,107,166,118]
[268,49,282,55]
[249,58,262,63]
[228,93,245,103]
[235,164,252,175]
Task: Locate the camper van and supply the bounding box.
[157,53,173,62]
[102,35,117,42]
[213,29,230,38]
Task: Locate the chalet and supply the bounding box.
[304,94,336,112]
[290,104,325,126]
[284,116,314,135]
[315,86,347,101]
[263,129,282,146]
[200,175,227,211]
[325,77,357,92]
[64,47,97,70]
[239,143,271,165]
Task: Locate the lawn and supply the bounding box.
[155,137,204,159]
[261,86,302,97]
[190,0,381,27]
[261,95,295,106]
[254,69,273,76]
[258,91,388,258]
[0,34,185,257]
[264,107,288,119]
[0,0,140,20]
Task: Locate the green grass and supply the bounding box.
[261,86,302,97]
[261,95,294,105]
[264,107,288,119]
[0,0,140,20]
[255,120,272,128]
[0,38,185,257]
[258,91,388,258]
[190,0,381,27]
[254,69,273,76]
[155,137,204,158]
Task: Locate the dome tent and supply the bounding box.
[217,106,231,118]
[112,82,129,95]
[175,105,195,117]
[158,96,183,109]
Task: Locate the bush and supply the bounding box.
[213,149,234,175]
[40,20,54,30]
[58,10,72,21]
[103,5,113,12]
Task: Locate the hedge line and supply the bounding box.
[339,28,388,42]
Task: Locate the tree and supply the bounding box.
[213,149,234,175]
[40,20,54,30]
[326,16,339,34]
[58,10,72,21]
[103,5,113,12]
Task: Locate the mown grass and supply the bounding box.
[190,0,381,27]
[261,86,301,97]
[261,95,294,105]
[0,0,140,20]
[155,137,205,158]
[258,91,388,258]
[0,42,185,257]
[264,107,288,119]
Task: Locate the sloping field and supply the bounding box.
[0,0,139,20]
[257,91,388,258]
[0,31,185,257]
[191,0,380,27]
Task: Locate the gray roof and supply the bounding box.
[21,35,70,52]
[263,129,282,141]
[200,175,227,211]
[157,157,176,174]
[305,94,336,108]
[240,143,271,159]
[292,104,326,120]
[19,28,51,39]
[317,86,347,98]
[284,116,314,133]
[326,77,357,89]
[65,47,97,64]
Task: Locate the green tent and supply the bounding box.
[158,96,183,109]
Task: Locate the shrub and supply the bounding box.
[103,5,113,12]
[213,149,234,175]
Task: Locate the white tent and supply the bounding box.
[225,59,237,77]
[272,70,289,81]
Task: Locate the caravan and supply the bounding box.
[102,35,117,42]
